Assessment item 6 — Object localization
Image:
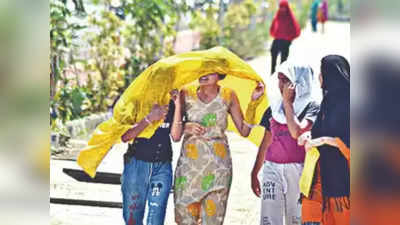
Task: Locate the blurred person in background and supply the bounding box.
[269,0,301,75]
[311,0,321,32]
[120,90,183,225]
[317,0,328,34]
[300,55,350,225]
[251,61,320,225]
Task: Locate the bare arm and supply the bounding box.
[251,129,272,197]
[252,130,272,176]
[229,91,252,137]
[184,122,206,136]
[282,83,312,139]
[229,83,265,137]
[121,118,151,143]
[283,101,313,139]
[121,104,167,143]
[170,90,184,142]
[305,136,350,161]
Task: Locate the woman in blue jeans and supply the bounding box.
[120,90,183,225]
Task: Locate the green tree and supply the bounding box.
[122,0,187,72]
[189,6,222,49]
[50,0,87,97]
[189,0,269,59]
[85,10,127,112]
[223,0,267,59]
[50,0,87,123]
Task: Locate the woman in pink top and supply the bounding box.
[251,60,321,225]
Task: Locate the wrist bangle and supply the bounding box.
[244,121,255,128]
[144,116,151,124]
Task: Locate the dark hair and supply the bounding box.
[321,55,350,93]
[218,74,226,80]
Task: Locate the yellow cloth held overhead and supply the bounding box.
[77,46,268,178]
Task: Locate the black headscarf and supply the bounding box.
[312,55,350,197]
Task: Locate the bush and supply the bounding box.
[223,0,268,59]
[51,86,92,122]
[85,11,128,112]
[122,0,183,70]
[189,7,222,50]
[50,0,187,124]
[190,0,269,59]
[291,0,312,29]
[328,0,350,20]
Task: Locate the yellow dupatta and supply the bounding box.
[77,46,268,178]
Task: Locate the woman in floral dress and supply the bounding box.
[174,73,264,225]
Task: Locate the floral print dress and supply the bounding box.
[174,85,233,225]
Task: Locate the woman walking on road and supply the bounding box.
[269,0,301,75]
[174,73,264,225]
[318,0,329,33]
[300,55,350,225]
[311,0,321,32]
[251,61,321,225]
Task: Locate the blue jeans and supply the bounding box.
[121,157,172,225]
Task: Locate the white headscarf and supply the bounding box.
[267,60,322,124]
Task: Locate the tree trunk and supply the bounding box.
[158,33,165,59]
[50,55,58,100]
[217,0,228,45]
[217,0,225,27]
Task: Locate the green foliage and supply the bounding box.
[85,10,127,111]
[52,86,92,122]
[120,0,189,92]
[50,0,72,91]
[189,7,222,50]
[122,0,187,69]
[190,0,269,59]
[50,0,88,126]
[50,0,189,124]
[223,0,255,38]
[50,0,86,92]
[229,21,269,59]
[292,0,313,29]
[222,0,268,59]
[328,0,350,18]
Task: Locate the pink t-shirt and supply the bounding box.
[264,118,305,163]
[260,103,319,163]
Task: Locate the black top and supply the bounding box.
[124,101,175,164]
[259,101,320,130]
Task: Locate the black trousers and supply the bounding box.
[270,39,292,75]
